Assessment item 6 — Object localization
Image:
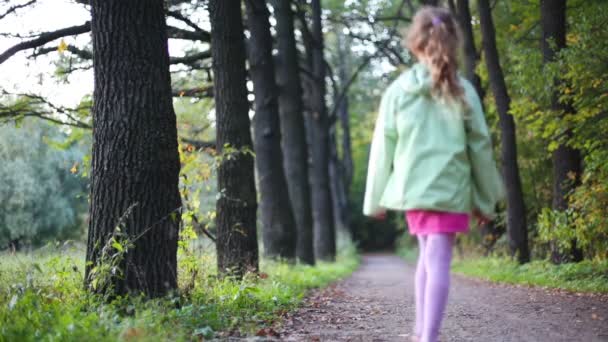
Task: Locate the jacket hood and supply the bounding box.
[397,63,433,95]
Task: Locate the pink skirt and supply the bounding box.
[405,210,470,235]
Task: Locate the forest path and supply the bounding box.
[277,254,608,341]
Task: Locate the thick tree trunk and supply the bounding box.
[310,0,336,261]
[85,0,181,297]
[272,0,315,265]
[245,0,297,261]
[540,0,583,263]
[209,0,259,277]
[478,0,530,264]
[455,0,484,98]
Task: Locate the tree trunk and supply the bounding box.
[540,0,583,263]
[209,0,259,277]
[329,126,349,235]
[337,35,354,191]
[272,0,315,265]
[310,0,336,261]
[478,0,530,264]
[455,0,484,98]
[245,0,297,261]
[86,0,181,297]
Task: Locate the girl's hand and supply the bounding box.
[373,212,387,221]
[473,209,491,227]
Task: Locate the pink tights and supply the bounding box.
[414,233,455,342]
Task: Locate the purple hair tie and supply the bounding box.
[431,16,443,26]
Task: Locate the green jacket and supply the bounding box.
[363,63,505,219]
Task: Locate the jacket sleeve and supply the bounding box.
[466,90,505,219]
[363,87,398,216]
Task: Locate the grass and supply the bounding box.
[0,241,359,341]
[397,243,608,294]
[452,257,608,294]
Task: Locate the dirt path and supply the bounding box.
[277,254,608,341]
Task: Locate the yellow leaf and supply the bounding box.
[57,39,68,53]
[70,162,78,174]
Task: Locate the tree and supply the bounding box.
[310,0,336,261]
[477,0,529,263]
[272,0,315,264]
[244,0,297,261]
[454,0,483,98]
[540,0,583,263]
[85,0,182,297]
[209,0,259,277]
[0,120,87,250]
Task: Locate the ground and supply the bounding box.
[276,254,608,342]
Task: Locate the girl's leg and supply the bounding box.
[414,234,427,339]
[421,233,455,342]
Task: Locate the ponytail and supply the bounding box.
[406,7,466,108]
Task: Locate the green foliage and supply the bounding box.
[0,119,88,249]
[452,257,608,293]
[0,242,358,341]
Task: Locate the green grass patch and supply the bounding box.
[0,242,359,341]
[452,257,608,293]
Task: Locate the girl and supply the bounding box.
[363,6,504,342]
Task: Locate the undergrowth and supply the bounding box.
[451,257,608,294]
[397,230,608,294]
[0,241,359,341]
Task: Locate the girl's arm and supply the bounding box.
[466,90,505,220]
[363,87,398,216]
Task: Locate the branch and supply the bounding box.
[167,26,210,42]
[329,0,408,118]
[170,50,211,65]
[0,108,92,129]
[0,21,91,65]
[31,43,210,67]
[0,92,92,129]
[0,0,37,20]
[172,86,214,98]
[167,10,206,33]
[1,22,209,65]
[31,44,93,60]
[180,137,216,150]
[180,174,217,243]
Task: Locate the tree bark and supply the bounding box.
[245,0,297,261]
[272,0,315,265]
[422,0,440,6]
[337,35,354,191]
[310,0,336,261]
[329,126,349,235]
[455,0,484,98]
[85,0,181,297]
[209,0,259,277]
[478,0,530,264]
[540,0,583,263]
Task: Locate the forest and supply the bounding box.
[0,0,607,340]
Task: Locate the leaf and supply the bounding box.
[111,239,124,252]
[8,295,18,310]
[57,39,68,53]
[32,263,43,273]
[192,326,214,338]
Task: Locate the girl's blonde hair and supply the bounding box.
[406,6,465,106]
